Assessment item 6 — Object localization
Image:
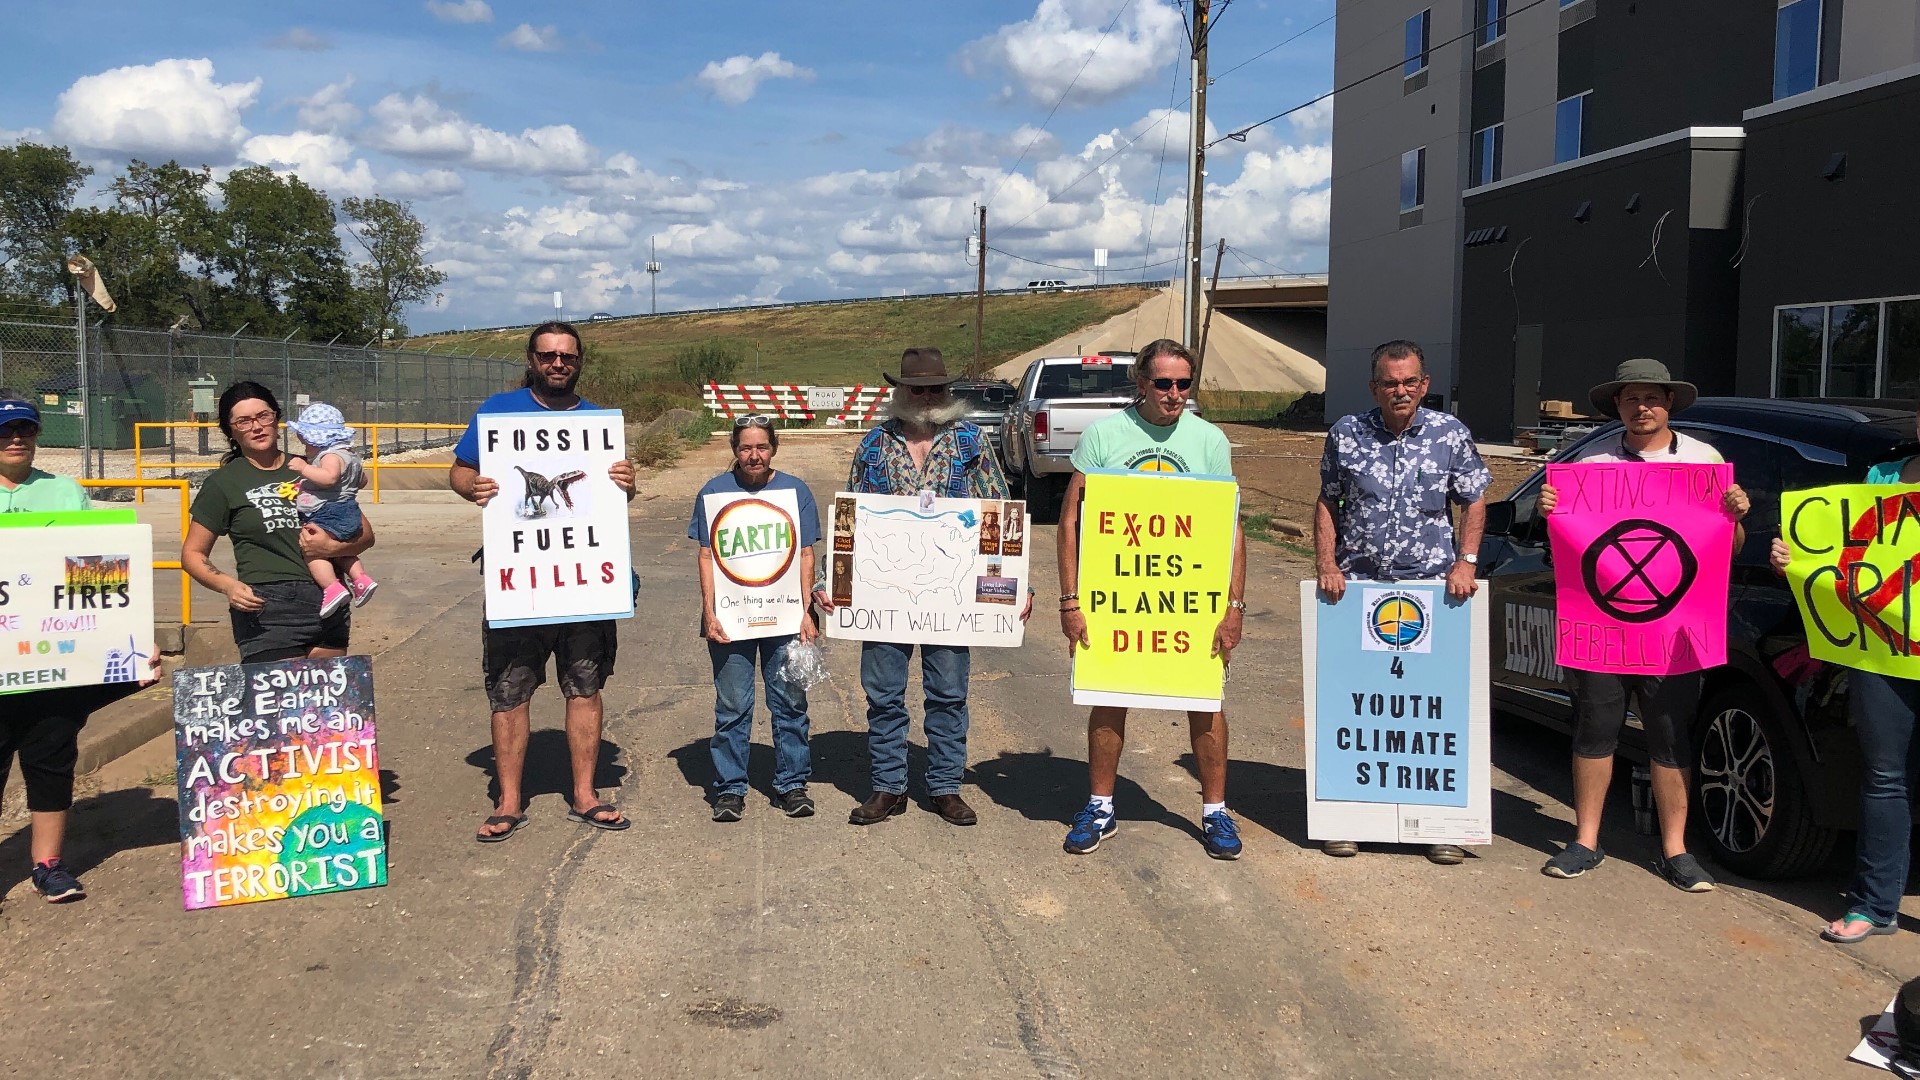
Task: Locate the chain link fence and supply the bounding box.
[0,314,522,470]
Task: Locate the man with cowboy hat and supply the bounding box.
[1535,357,1750,891]
[815,347,1030,827]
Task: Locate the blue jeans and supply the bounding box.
[1847,669,1920,925]
[708,636,811,797]
[860,642,971,796]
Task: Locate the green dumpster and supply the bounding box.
[31,380,166,450]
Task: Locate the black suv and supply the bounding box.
[1479,398,1916,879]
[949,379,1017,463]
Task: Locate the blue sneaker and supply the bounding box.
[31,859,86,903]
[1202,810,1243,860]
[1063,801,1118,854]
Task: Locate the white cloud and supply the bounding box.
[499,24,563,52]
[266,27,332,51]
[426,0,492,23]
[296,77,360,132]
[52,58,261,158]
[1287,98,1333,142]
[240,130,377,196]
[962,0,1185,106]
[365,93,600,175]
[694,52,813,105]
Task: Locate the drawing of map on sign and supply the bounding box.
[826,492,1030,648]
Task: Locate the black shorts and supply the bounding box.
[482,619,618,712]
[232,579,351,663]
[1570,669,1702,768]
[0,686,122,812]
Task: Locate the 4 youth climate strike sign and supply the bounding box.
[0,510,155,694]
[705,488,805,639]
[824,492,1029,647]
[1301,580,1492,846]
[1546,461,1734,675]
[173,655,386,910]
[1781,484,1920,677]
[478,411,633,627]
[1071,472,1237,711]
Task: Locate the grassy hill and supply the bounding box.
[413,287,1157,419]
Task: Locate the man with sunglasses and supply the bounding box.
[1313,339,1490,865]
[826,347,1026,828]
[1056,340,1249,859]
[450,321,638,842]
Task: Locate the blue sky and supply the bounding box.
[1,0,1335,332]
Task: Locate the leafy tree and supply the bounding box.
[343,195,446,339]
[109,159,221,327]
[212,166,360,339]
[672,340,744,387]
[0,142,90,305]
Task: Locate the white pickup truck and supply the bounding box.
[1002,352,1199,520]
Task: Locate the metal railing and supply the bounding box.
[78,478,194,625]
[131,421,465,503]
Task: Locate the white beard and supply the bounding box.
[881,389,967,434]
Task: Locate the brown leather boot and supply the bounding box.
[929,793,978,826]
[849,791,908,825]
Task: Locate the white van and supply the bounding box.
[1025,279,1069,291]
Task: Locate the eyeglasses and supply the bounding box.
[1373,377,1428,392]
[533,350,582,366]
[1149,378,1194,392]
[229,410,278,431]
[734,414,773,428]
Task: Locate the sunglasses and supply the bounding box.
[734,414,773,428]
[1149,378,1194,392]
[533,350,582,366]
[906,385,946,397]
[1,422,38,442]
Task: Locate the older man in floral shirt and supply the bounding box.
[1312,338,1490,865]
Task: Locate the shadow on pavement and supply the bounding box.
[0,785,178,900]
[970,747,1201,840]
[463,731,627,809]
[666,739,797,806]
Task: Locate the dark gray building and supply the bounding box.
[1327,0,1920,435]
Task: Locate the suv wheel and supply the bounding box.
[1691,680,1836,879]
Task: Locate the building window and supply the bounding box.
[1400,147,1426,213]
[1471,124,1504,187]
[1774,297,1920,398]
[1554,92,1588,164]
[1773,0,1822,100]
[1404,10,1430,77]
[1480,0,1507,45]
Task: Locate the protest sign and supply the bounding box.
[1546,461,1734,675]
[1301,579,1492,845]
[477,410,633,627]
[1071,471,1238,711]
[173,655,386,910]
[0,512,155,694]
[705,488,805,639]
[1781,485,1920,676]
[823,492,1028,647]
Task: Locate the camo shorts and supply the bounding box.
[481,619,618,712]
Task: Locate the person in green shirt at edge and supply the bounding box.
[0,393,161,905]
[182,381,375,665]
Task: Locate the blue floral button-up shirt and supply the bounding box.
[847,419,1010,500]
[1319,406,1490,580]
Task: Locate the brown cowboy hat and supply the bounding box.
[1587,357,1698,418]
[883,347,961,388]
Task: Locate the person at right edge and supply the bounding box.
[1540,358,1749,892]
[1313,340,1489,866]
[1769,397,1918,938]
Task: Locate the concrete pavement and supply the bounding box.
[1,435,1914,1079]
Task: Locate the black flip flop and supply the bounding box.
[567,804,631,831]
[475,814,528,843]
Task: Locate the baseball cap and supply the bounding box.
[0,398,42,431]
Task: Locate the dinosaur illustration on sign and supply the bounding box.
[514,466,588,518]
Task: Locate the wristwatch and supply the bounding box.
[1458,553,1479,565]
[1227,599,1247,611]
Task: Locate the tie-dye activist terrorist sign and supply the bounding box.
[173,655,386,910]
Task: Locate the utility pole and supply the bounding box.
[645,236,662,314]
[972,204,987,375]
[1183,0,1211,348]
[1195,238,1228,387]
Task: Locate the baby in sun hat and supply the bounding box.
[287,402,377,616]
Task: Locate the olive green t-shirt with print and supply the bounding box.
[189,458,311,584]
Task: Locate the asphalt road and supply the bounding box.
[1,434,1914,1079]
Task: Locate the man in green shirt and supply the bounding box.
[0,397,88,514]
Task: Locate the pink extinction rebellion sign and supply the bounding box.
[1546,461,1734,675]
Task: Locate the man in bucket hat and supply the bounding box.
[816,347,1030,828]
[1535,357,1749,891]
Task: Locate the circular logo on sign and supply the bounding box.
[710,497,798,588]
[1367,592,1428,649]
[1579,518,1697,624]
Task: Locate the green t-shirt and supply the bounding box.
[189,457,310,584]
[1070,407,1234,476]
[0,468,89,514]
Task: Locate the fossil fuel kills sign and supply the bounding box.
[478,410,633,627]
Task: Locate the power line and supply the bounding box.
[1210,11,1335,82]
[986,245,1181,274]
[999,110,1178,233]
[984,0,1138,209]
[1208,0,1554,148]
[1138,59,1187,284]
[1226,245,1308,278]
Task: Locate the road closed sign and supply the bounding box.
[807,386,847,414]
